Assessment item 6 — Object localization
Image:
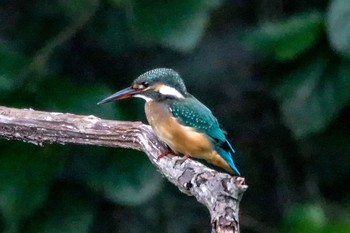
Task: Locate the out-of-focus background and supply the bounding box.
[1,0,350,232]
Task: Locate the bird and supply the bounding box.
[98,68,240,175]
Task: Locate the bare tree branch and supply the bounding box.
[0,106,247,233]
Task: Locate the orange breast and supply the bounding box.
[145,101,212,157]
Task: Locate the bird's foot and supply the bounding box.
[157,150,173,161]
[174,154,191,167]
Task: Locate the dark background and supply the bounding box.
[1,0,350,232]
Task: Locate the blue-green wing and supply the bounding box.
[167,96,240,175]
[168,97,225,141]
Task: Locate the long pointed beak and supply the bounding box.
[97,87,141,105]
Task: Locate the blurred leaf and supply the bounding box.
[36,77,118,118]
[9,1,68,55]
[0,143,65,233]
[59,0,98,18]
[275,55,350,138]
[322,222,350,233]
[283,203,326,233]
[311,125,350,186]
[0,44,28,93]
[327,0,350,57]
[85,8,133,55]
[74,148,163,206]
[131,0,222,51]
[108,0,129,7]
[283,203,350,233]
[25,184,95,233]
[245,12,324,61]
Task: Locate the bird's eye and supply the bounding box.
[141,81,149,88]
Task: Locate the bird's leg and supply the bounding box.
[174,154,192,167]
[157,150,172,160]
[157,145,176,161]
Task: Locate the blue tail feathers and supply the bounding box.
[215,140,240,175]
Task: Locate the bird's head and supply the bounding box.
[98,68,188,104]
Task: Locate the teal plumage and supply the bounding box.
[167,96,240,175]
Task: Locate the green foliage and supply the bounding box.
[327,0,350,57]
[35,78,117,117]
[274,55,350,138]
[59,0,98,18]
[283,203,350,233]
[24,184,95,233]
[107,0,127,7]
[245,12,324,61]
[322,222,350,233]
[245,4,350,231]
[311,125,350,185]
[84,7,133,55]
[283,203,326,233]
[132,0,222,51]
[81,149,163,206]
[0,143,65,233]
[0,45,28,93]
[246,9,350,138]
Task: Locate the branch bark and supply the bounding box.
[0,106,247,233]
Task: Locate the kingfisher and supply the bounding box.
[98,68,240,175]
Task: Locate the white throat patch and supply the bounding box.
[158,85,185,99]
[134,94,152,102]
